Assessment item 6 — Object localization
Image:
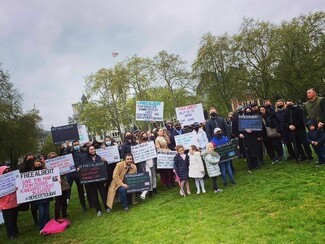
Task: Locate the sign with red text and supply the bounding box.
[15,168,62,204]
[79,160,108,184]
[45,154,76,175]
[175,103,205,126]
[0,170,19,197]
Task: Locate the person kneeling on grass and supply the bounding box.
[106,153,137,212]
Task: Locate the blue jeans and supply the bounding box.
[34,201,50,230]
[219,161,234,184]
[118,186,129,208]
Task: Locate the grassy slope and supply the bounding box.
[1,159,324,243]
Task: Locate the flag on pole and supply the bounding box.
[112,52,119,57]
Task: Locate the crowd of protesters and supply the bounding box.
[0,88,324,240]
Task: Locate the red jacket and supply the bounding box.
[0,166,18,210]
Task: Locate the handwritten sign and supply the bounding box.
[45,154,76,175]
[174,133,196,150]
[175,103,205,126]
[0,170,19,197]
[136,101,164,121]
[51,124,79,144]
[157,151,177,169]
[15,168,62,204]
[238,115,262,131]
[96,146,121,164]
[78,124,89,144]
[216,139,239,163]
[79,160,108,184]
[131,141,157,163]
[125,172,150,193]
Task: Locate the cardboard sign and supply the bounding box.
[131,141,157,163]
[157,151,177,169]
[78,124,89,144]
[175,103,205,126]
[96,146,121,164]
[45,154,76,175]
[125,172,150,193]
[174,133,196,150]
[0,170,19,197]
[15,168,62,204]
[79,160,108,184]
[136,101,164,121]
[51,124,79,144]
[238,115,262,131]
[216,139,239,163]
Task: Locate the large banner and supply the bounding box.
[131,141,157,163]
[175,103,205,126]
[15,168,62,204]
[216,139,239,163]
[125,172,150,193]
[51,124,79,144]
[45,154,76,175]
[0,170,19,197]
[157,151,177,169]
[78,124,89,144]
[79,160,108,184]
[174,133,196,150]
[238,115,262,131]
[136,101,164,121]
[96,146,121,164]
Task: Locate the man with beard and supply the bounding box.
[205,107,229,141]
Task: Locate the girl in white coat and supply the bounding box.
[188,145,206,194]
[202,143,223,193]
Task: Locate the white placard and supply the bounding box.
[45,154,75,175]
[136,101,164,121]
[175,103,205,126]
[0,170,19,197]
[174,133,196,150]
[15,168,62,204]
[157,151,177,169]
[0,211,3,225]
[131,141,157,163]
[96,146,121,164]
[78,124,89,144]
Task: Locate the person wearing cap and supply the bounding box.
[191,122,208,151]
[205,107,229,141]
[210,128,236,187]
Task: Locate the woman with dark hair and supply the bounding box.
[83,145,109,216]
[120,131,138,159]
[259,105,284,163]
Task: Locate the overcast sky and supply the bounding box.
[1,0,323,130]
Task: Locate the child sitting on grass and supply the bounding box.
[173,145,190,196]
[306,119,325,166]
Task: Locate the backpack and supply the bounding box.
[41,219,70,235]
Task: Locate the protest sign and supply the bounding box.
[136,101,164,121]
[125,172,150,193]
[45,154,76,175]
[175,103,205,126]
[15,168,62,204]
[131,141,157,163]
[174,133,196,150]
[157,151,177,169]
[238,115,262,131]
[216,139,239,163]
[0,170,19,197]
[51,124,79,144]
[79,160,108,184]
[96,146,121,164]
[78,124,89,144]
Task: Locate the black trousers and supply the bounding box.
[55,190,68,219]
[66,174,86,208]
[87,182,107,212]
[2,207,19,238]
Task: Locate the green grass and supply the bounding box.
[1,159,324,243]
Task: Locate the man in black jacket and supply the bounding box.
[205,107,229,141]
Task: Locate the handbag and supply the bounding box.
[266,126,280,138]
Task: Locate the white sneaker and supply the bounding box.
[197,190,201,195]
[214,189,223,193]
[97,211,102,217]
[202,189,206,193]
[67,199,70,204]
[140,192,146,200]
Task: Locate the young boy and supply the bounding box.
[306,120,325,165]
